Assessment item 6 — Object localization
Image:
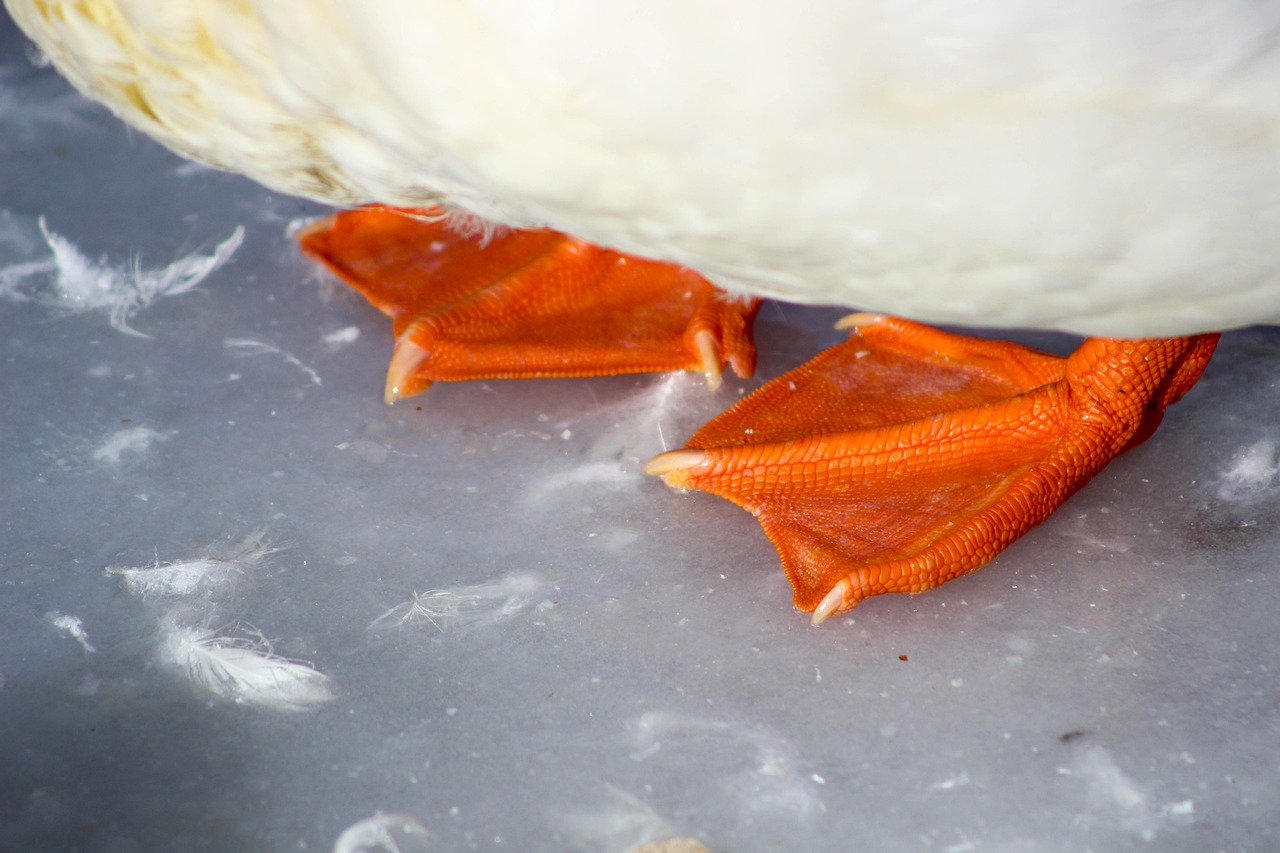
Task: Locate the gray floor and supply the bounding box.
[3,14,1278,853]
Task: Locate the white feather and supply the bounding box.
[322,325,361,350]
[111,558,238,598]
[158,619,334,711]
[331,814,433,853]
[369,572,547,634]
[223,337,323,386]
[91,425,172,467]
[107,530,273,599]
[44,610,96,653]
[1215,440,1280,504]
[0,217,243,336]
[556,785,678,853]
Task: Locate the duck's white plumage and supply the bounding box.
[8,0,1280,336]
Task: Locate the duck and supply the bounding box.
[8,0,1275,622]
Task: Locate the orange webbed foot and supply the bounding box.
[647,315,1219,623]
[297,206,760,403]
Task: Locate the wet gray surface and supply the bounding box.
[3,15,1279,853]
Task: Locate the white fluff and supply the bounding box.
[332,814,433,853]
[9,0,1280,335]
[524,461,638,506]
[369,572,546,634]
[44,610,96,653]
[627,712,824,820]
[580,372,710,468]
[557,786,678,853]
[158,619,334,711]
[114,557,237,597]
[0,217,242,336]
[323,325,361,350]
[91,425,172,466]
[224,337,322,386]
[1216,439,1280,503]
[1063,744,1196,842]
[107,530,273,599]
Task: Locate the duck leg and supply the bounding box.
[646,314,1219,623]
[297,206,760,403]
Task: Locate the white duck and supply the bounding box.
[6,0,1275,619]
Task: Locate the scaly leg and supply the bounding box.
[647,314,1219,623]
[298,206,760,403]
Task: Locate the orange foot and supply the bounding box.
[647,314,1219,623]
[297,206,760,403]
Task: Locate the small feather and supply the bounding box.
[332,813,433,853]
[158,619,333,711]
[369,572,546,634]
[107,530,273,599]
[224,337,322,386]
[0,219,243,336]
[44,610,96,653]
[91,425,173,466]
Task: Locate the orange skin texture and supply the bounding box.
[297,207,1220,619]
[297,206,758,398]
[649,318,1219,617]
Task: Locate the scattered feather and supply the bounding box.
[91,425,173,466]
[369,572,547,634]
[323,325,361,350]
[0,218,243,336]
[37,422,172,473]
[44,610,96,653]
[627,712,824,820]
[581,372,710,469]
[107,530,273,600]
[332,813,434,853]
[1216,439,1279,502]
[224,337,322,386]
[524,461,638,506]
[557,785,678,853]
[1064,744,1194,841]
[158,618,333,711]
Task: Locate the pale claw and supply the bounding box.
[693,328,723,390]
[643,448,711,484]
[811,578,854,626]
[383,335,431,404]
[833,311,889,332]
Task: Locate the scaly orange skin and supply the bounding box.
[297,206,759,401]
[648,317,1219,621]
[297,208,1220,622]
